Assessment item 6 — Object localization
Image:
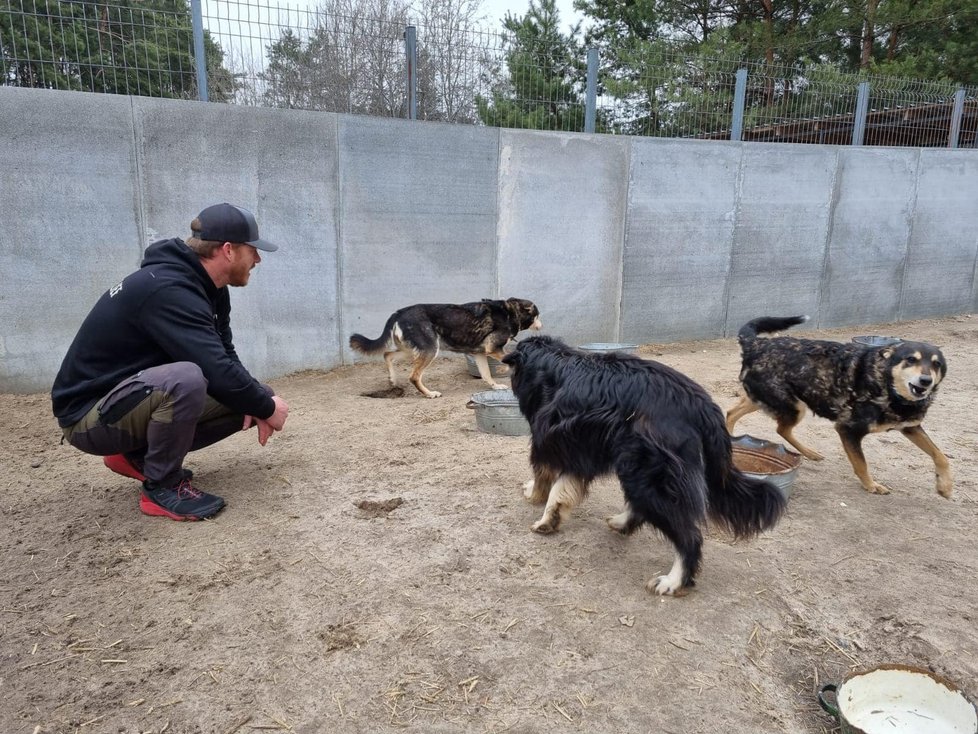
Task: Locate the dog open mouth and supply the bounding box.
[909,382,930,398]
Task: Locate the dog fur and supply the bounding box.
[501,335,786,596]
[349,298,541,398]
[727,315,952,497]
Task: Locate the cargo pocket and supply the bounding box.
[97,383,154,426]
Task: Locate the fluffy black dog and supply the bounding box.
[502,335,786,596]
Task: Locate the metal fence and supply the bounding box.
[3,0,977,147]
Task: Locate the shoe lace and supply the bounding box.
[176,478,203,500]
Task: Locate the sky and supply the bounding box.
[479,0,583,29]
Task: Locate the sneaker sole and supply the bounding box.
[139,494,224,521]
[104,455,146,482]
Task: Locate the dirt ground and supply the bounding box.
[3,315,978,734]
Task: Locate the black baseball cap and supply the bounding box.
[193,203,278,252]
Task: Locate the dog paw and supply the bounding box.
[531,519,556,534]
[863,481,891,495]
[490,383,509,390]
[803,450,825,461]
[647,575,684,596]
[522,479,546,504]
[425,391,442,399]
[606,511,630,533]
[937,476,953,499]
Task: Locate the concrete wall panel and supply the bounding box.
[621,139,741,343]
[338,117,500,359]
[3,86,978,393]
[496,130,629,345]
[902,151,978,319]
[725,144,838,334]
[820,148,917,327]
[0,88,140,392]
[133,98,340,379]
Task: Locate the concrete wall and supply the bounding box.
[2,85,977,393]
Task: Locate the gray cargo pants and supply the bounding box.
[62,362,272,488]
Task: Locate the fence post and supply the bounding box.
[730,68,747,141]
[949,88,966,149]
[584,47,598,133]
[404,25,417,120]
[852,81,870,146]
[190,0,208,102]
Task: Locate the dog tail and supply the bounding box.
[703,421,786,538]
[737,315,809,342]
[349,314,398,355]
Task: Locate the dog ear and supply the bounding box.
[502,350,521,367]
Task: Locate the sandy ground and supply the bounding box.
[3,315,978,734]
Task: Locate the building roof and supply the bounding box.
[700,98,978,147]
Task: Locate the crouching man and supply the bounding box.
[51,203,290,521]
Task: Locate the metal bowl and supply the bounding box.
[578,342,640,355]
[731,434,802,499]
[466,389,530,436]
[465,353,507,378]
[852,335,902,347]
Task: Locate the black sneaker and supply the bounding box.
[139,476,224,521]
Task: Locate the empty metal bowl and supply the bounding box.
[578,342,640,355]
[466,389,530,436]
[731,434,802,499]
[852,335,902,347]
[465,354,507,378]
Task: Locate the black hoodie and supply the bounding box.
[51,238,276,428]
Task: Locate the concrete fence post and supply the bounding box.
[190,0,208,102]
[949,88,966,149]
[404,25,417,120]
[585,47,598,133]
[730,68,747,141]
[852,81,870,146]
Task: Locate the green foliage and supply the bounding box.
[0,0,235,100]
[476,0,601,131]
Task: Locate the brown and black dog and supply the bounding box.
[349,298,541,398]
[726,315,952,498]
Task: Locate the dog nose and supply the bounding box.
[918,375,933,387]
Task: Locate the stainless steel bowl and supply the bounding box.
[578,342,640,355]
[731,434,802,499]
[852,335,902,347]
[465,354,507,378]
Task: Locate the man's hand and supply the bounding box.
[242,395,290,446]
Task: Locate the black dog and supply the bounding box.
[349,298,541,398]
[727,316,951,497]
[502,335,785,596]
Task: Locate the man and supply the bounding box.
[51,203,290,521]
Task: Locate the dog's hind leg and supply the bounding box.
[616,443,705,596]
[408,351,441,398]
[531,474,588,534]
[836,426,889,494]
[383,351,401,387]
[606,501,642,535]
[471,353,508,390]
[901,426,953,498]
[523,464,558,505]
[725,395,759,434]
[777,412,824,461]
